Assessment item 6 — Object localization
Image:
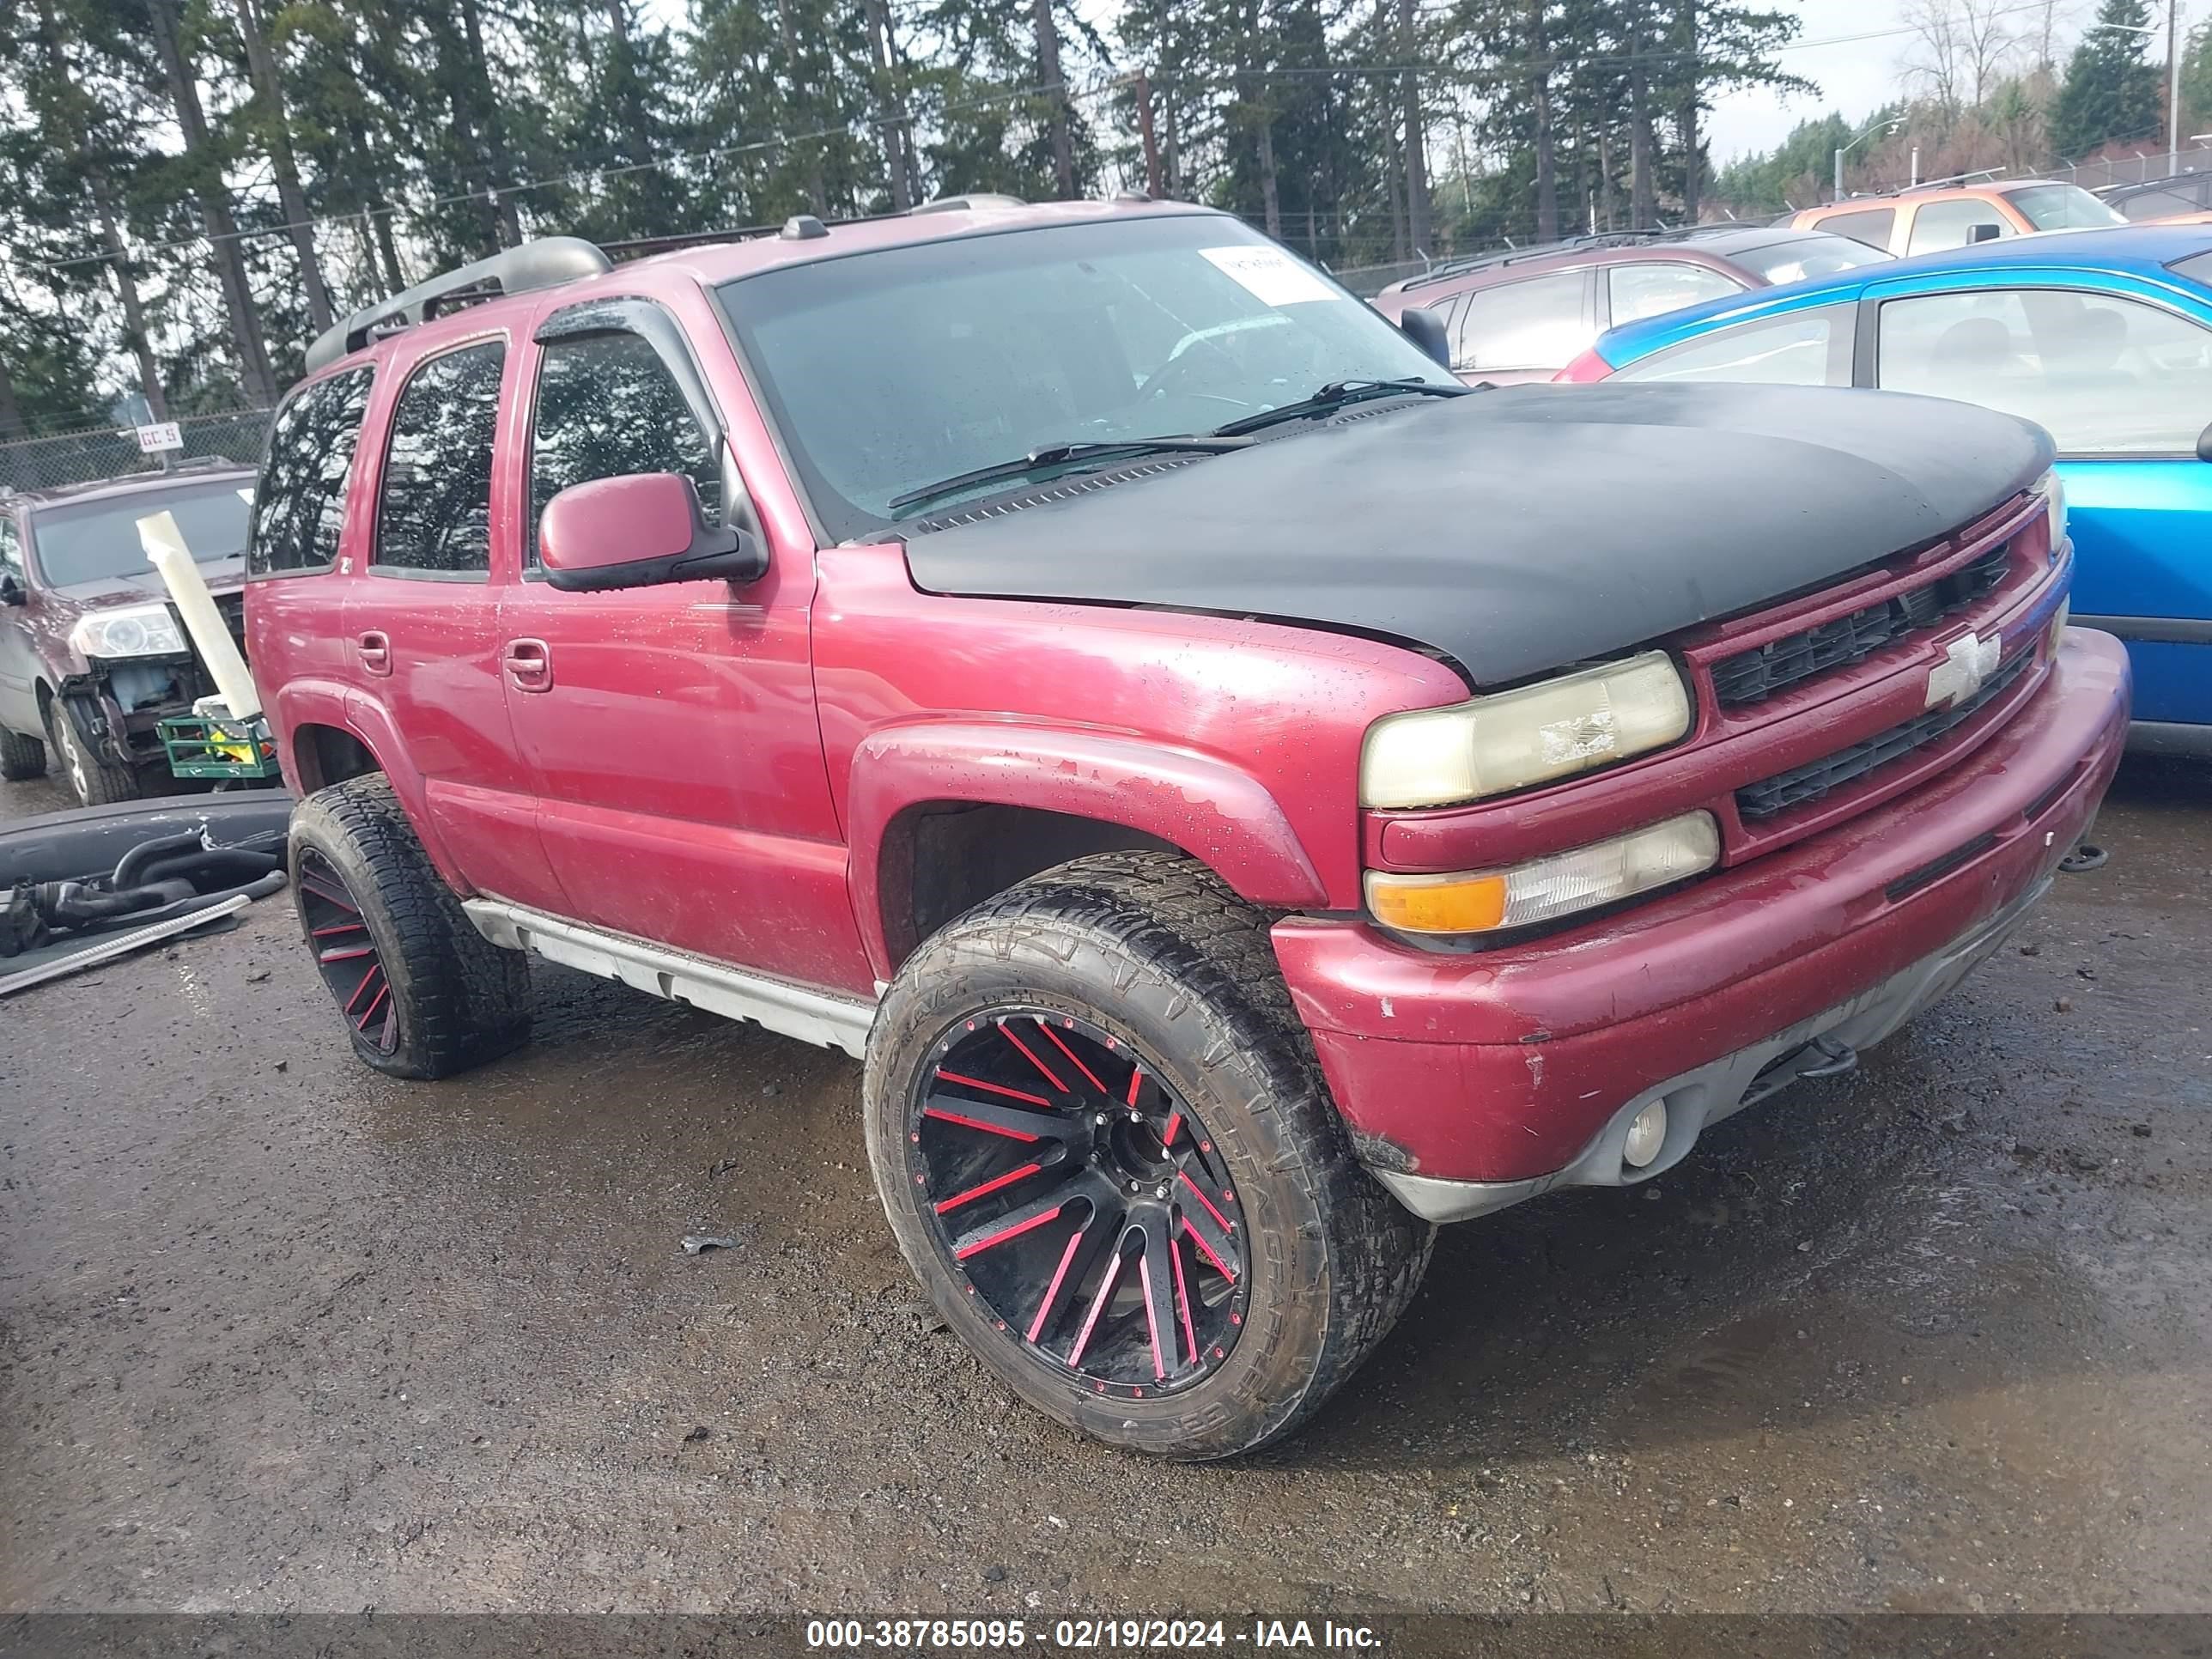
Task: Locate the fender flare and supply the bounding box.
[268,680,469,890]
[845,720,1327,977]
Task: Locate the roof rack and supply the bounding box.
[305,195,1047,370]
[1834,169,2010,204]
[1400,226,1694,290]
[303,236,613,374]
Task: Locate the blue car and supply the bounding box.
[1569,223,2212,754]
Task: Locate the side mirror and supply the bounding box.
[539,472,766,593]
[2198,418,2212,463]
[1967,222,2003,244]
[0,574,22,606]
[1398,306,1453,371]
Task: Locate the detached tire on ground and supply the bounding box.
[0,724,46,782]
[288,774,531,1079]
[44,698,141,805]
[864,849,1434,1459]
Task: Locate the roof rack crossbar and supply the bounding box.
[304,236,613,374]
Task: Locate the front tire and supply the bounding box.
[0,723,46,782]
[864,850,1433,1459]
[288,775,531,1079]
[45,697,142,805]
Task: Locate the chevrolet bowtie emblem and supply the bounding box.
[1926,631,2002,709]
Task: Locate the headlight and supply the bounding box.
[2034,469,2066,557]
[1365,811,1721,936]
[1360,651,1692,809]
[69,603,188,659]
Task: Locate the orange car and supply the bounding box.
[1785,179,2124,257]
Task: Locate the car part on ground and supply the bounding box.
[286,775,531,1079]
[0,891,253,998]
[0,824,283,959]
[0,801,291,994]
[0,792,293,886]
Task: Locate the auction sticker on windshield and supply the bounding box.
[1200,244,1340,307]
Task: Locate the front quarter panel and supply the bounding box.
[813,544,1468,976]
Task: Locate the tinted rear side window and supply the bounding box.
[374,339,505,576]
[247,366,374,576]
[1816,208,1895,250]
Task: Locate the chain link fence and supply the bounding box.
[1328,257,1435,297]
[0,407,273,495]
[2054,141,2212,194]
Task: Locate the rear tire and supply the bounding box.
[45,697,142,805]
[0,724,46,781]
[288,774,531,1079]
[864,849,1433,1459]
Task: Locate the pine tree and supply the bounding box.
[2051,0,2164,159]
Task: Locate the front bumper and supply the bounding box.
[1272,628,2131,1217]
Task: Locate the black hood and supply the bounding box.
[901,382,2053,686]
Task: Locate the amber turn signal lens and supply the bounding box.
[1366,811,1723,937]
[1365,872,1509,934]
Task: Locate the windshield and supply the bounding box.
[28,478,252,589]
[2003,185,2126,231]
[716,216,1453,538]
[1731,234,1893,286]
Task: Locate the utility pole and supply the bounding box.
[2168,0,2182,164]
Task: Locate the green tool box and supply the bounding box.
[156,711,283,781]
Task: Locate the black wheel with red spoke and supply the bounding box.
[865,850,1435,1460]
[288,775,531,1080]
[911,1009,1247,1397]
[296,848,400,1055]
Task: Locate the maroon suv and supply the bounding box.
[1373,225,1893,382]
[247,197,2126,1458]
[0,463,256,804]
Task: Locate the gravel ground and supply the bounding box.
[2,761,2208,1619]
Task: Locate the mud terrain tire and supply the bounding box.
[289,775,531,1079]
[865,849,1433,1459]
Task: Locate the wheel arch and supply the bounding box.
[847,722,1327,980]
[270,680,468,889]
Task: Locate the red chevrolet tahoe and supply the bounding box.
[246,197,2130,1459]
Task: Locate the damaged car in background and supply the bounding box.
[0,460,259,805]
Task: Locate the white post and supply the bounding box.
[139,511,263,720]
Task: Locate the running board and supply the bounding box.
[461,898,878,1058]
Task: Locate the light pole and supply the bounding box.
[1834,117,1903,204]
[2089,8,2180,163]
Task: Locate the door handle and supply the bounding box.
[356,631,391,676]
[503,637,552,692]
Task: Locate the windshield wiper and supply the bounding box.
[888,436,1248,516]
[1209,377,1472,438]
